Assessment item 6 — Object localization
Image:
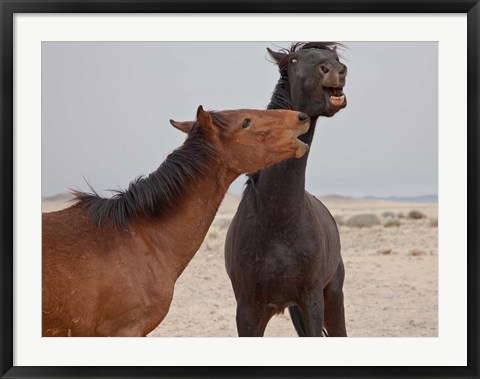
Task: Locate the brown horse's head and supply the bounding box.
[267,42,347,118]
[170,106,310,174]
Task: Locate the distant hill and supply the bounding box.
[42,192,438,205]
[317,195,363,204]
[316,194,438,205]
[42,192,73,202]
[363,194,438,203]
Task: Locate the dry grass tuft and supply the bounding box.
[381,211,396,218]
[408,210,427,220]
[346,213,381,228]
[384,219,401,228]
[334,215,346,226]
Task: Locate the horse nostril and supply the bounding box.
[298,113,310,123]
[320,64,330,74]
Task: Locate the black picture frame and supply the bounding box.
[1,1,478,378]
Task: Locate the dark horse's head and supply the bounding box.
[267,42,347,118]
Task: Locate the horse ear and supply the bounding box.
[196,105,213,129]
[332,45,338,53]
[169,119,195,134]
[267,47,286,64]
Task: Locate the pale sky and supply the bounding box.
[42,42,438,198]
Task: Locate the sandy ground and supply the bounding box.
[43,193,438,337]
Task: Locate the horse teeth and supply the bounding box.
[330,95,345,106]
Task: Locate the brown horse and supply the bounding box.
[42,106,310,337]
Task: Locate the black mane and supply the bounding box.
[290,41,342,53]
[276,42,342,78]
[72,122,218,228]
[267,78,292,111]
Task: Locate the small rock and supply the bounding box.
[408,249,426,256]
[377,248,392,255]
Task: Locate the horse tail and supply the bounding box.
[288,306,329,337]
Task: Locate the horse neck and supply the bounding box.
[250,82,318,217]
[139,160,236,279]
[254,119,316,211]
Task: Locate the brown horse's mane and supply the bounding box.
[71,119,221,228]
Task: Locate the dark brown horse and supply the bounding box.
[225,42,348,337]
[42,106,310,336]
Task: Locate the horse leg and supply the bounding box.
[290,305,329,337]
[288,305,307,336]
[298,288,325,337]
[236,302,273,337]
[324,259,347,336]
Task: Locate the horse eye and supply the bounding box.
[242,119,251,129]
[291,58,297,64]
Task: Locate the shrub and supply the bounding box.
[397,212,406,219]
[408,210,427,219]
[346,213,381,228]
[381,211,396,218]
[384,219,401,227]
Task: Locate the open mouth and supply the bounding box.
[298,120,311,135]
[295,139,310,158]
[328,87,346,107]
[293,126,310,158]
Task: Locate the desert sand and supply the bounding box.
[42,193,438,337]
